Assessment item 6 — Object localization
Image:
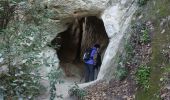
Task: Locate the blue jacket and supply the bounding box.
[85,47,97,65]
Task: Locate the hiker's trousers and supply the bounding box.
[85,64,95,82]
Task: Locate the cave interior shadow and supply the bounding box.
[51,16,109,82]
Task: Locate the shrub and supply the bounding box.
[136,64,151,90]
[140,29,150,44]
[0,0,62,99]
[0,66,44,99]
[132,23,150,44]
[115,62,128,81]
[69,83,87,100]
[47,68,64,100]
[125,42,134,62]
[138,0,149,6]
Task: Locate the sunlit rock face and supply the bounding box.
[44,0,108,18]
[99,0,137,80]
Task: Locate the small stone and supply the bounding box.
[150,26,154,30]
[0,65,8,73]
[161,93,166,98]
[147,44,151,47]
[160,19,166,26]
[102,93,106,96]
[123,95,128,98]
[160,78,164,82]
[165,85,170,90]
[0,57,4,63]
[92,98,95,100]
[138,15,143,19]
[161,29,165,34]
[168,15,170,21]
[156,9,160,13]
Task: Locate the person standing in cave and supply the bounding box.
[83,44,100,82]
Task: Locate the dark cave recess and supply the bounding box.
[51,16,109,77]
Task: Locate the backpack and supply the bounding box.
[83,48,92,62]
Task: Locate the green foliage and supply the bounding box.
[114,41,133,81]
[165,67,170,72]
[69,83,87,100]
[136,64,151,90]
[0,22,45,99]
[125,42,134,62]
[114,39,134,81]
[0,0,62,99]
[132,23,150,44]
[140,29,150,44]
[0,0,26,29]
[47,68,64,100]
[125,43,133,55]
[137,0,149,6]
[115,62,128,81]
[0,66,44,99]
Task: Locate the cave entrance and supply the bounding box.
[51,16,109,83]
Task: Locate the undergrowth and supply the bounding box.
[136,64,151,90]
[138,0,149,6]
[69,83,87,100]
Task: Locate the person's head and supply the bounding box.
[94,44,100,51]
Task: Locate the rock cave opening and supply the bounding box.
[51,16,109,83]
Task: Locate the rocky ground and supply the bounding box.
[160,67,170,99]
[84,77,136,100]
[161,89,170,100]
[160,40,170,100]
